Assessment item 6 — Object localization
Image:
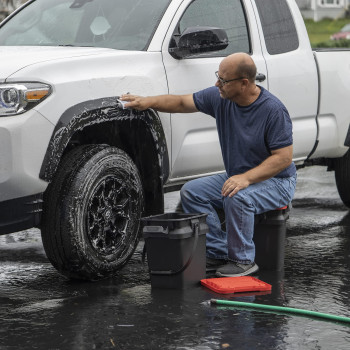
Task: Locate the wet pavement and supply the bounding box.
[1,166,350,350]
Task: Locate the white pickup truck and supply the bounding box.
[0,0,349,280]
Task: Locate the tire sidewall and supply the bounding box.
[64,147,143,277]
[335,150,350,208]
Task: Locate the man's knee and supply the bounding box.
[180,180,197,201]
[180,179,202,199]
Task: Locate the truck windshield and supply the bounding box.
[0,0,170,50]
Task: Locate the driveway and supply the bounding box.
[0,166,349,350]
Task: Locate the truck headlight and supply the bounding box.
[0,83,51,116]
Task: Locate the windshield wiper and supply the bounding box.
[58,44,94,47]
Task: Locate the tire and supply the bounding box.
[334,150,350,208]
[41,145,144,280]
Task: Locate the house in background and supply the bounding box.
[296,0,350,21]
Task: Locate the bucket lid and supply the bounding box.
[142,212,208,239]
[201,276,272,294]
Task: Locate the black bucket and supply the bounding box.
[141,213,208,289]
[253,206,290,271]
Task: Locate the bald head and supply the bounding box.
[220,53,257,83]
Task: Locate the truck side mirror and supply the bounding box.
[169,26,229,59]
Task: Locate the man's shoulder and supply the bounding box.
[194,86,220,98]
[193,86,221,111]
[259,86,288,111]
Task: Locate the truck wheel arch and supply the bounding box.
[39,97,170,216]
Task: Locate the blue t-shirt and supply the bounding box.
[193,86,296,178]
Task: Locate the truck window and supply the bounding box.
[0,0,170,51]
[173,0,250,57]
[255,0,299,55]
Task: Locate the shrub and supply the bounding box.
[314,39,350,48]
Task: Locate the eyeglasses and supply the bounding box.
[215,71,245,85]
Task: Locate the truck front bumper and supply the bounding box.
[0,193,43,235]
[0,110,54,234]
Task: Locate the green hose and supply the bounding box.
[210,299,350,325]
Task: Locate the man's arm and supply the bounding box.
[120,94,198,113]
[222,145,293,197]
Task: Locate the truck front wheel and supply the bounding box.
[334,150,350,208]
[41,145,144,280]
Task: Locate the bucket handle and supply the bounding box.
[150,219,200,276]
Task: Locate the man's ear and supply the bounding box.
[240,78,249,91]
[242,78,250,87]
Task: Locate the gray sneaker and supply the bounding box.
[215,262,259,277]
[206,257,227,272]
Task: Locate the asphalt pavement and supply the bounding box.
[1,166,350,350]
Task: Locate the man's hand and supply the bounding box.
[222,145,293,197]
[120,94,150,111]
[221,174,250,197]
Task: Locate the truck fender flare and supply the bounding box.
[39,97,170,186]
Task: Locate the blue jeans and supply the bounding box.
[180,173,297,264]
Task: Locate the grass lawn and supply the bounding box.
[304,18,350,47]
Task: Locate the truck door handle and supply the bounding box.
[255,73,266,82]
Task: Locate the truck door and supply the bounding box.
[162,0,268,181]
[253,0,319,163]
